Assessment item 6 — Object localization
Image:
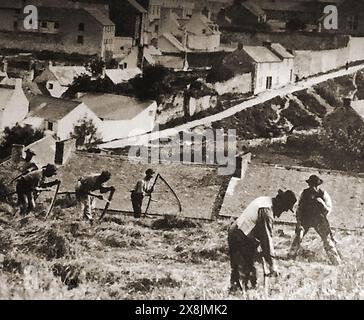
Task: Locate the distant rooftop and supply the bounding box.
[29,95,81,121]
[105,68,142,85]
[76,93,155,121]
[243,45,282,63]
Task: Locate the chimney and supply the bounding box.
[101,64,106,79]
[15,78,22,91]
[48,60,53,68]
[263,40,272,48]
[238,43,244,50]
[11,144,24,163]
[343,97,352,108]
[2,59,8,74]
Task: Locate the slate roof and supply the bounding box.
[76,93,154,121]
[270,43,294,59]
[29,95,81,121]
[243,45,282,63]
[48,66,89,87]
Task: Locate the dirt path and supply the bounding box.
[100,63,364,149]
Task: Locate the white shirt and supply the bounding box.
[236,196,274,236]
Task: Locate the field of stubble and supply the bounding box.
[0,202,363,300]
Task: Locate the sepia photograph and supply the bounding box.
[0,0,363,304]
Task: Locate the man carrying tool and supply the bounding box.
[228,189,297,292]
[131,169,155,219]
[288,175,341,265]
[75,171,115,223]
[16,164,59,214]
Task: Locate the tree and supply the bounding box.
[71,118,102,150]
[130,65,171,102]
[87,58,105,77]
[206,65,235,83]
[0,124,44,159]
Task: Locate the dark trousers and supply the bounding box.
[131,192,144,218]
[16,180,35,214]
[228,223,259,291]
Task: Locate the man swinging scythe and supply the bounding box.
[131,169,182,218]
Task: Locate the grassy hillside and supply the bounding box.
[0,204,363,300]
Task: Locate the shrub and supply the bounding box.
[206,65,235,83]
[0,124,44,160]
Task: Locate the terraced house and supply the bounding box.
[0,1,116,59]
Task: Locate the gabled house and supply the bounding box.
[217,0,267,28]
[35,65,90,98]
[109,0,148,46]
[0,79,29,131]
[23,95,102,141]
[223,42,294,94]
[157,10,221,53]
[76,93,157,142]
[184,12,221,52]
[0,4,116,59]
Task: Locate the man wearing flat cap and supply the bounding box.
[228,189,297,292]
[131,169,156,218]
[288,175,341,265]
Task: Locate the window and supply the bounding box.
[120,46,124,51]
[266,76,273,89]
[202,29,206,34]
[47,121,54,131]
[77,35,84,44]
[155,24,159,33]
[54,22,59,29]
[79,23,85,31]
[15,9,21,14]
[347,15,359,31]
[13,21,18,30]
[123,62,128,69]
[41,21,47,28]
[47,83,54,90]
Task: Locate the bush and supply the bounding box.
[130,65,171,102]
[71,117,102,150]
[281,100,320,130]
[206,65,235,83]
[0,124,44,160]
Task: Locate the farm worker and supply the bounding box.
[21,149,39,174]
[16,164,59,214]
[288,175,341,265]
[228,189,297,292]
[131,169,155,218]
[75,171,115,223]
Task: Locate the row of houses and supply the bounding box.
[216,0,364,35]
[0,78,157,143]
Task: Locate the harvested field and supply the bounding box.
[0,207,363,300]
